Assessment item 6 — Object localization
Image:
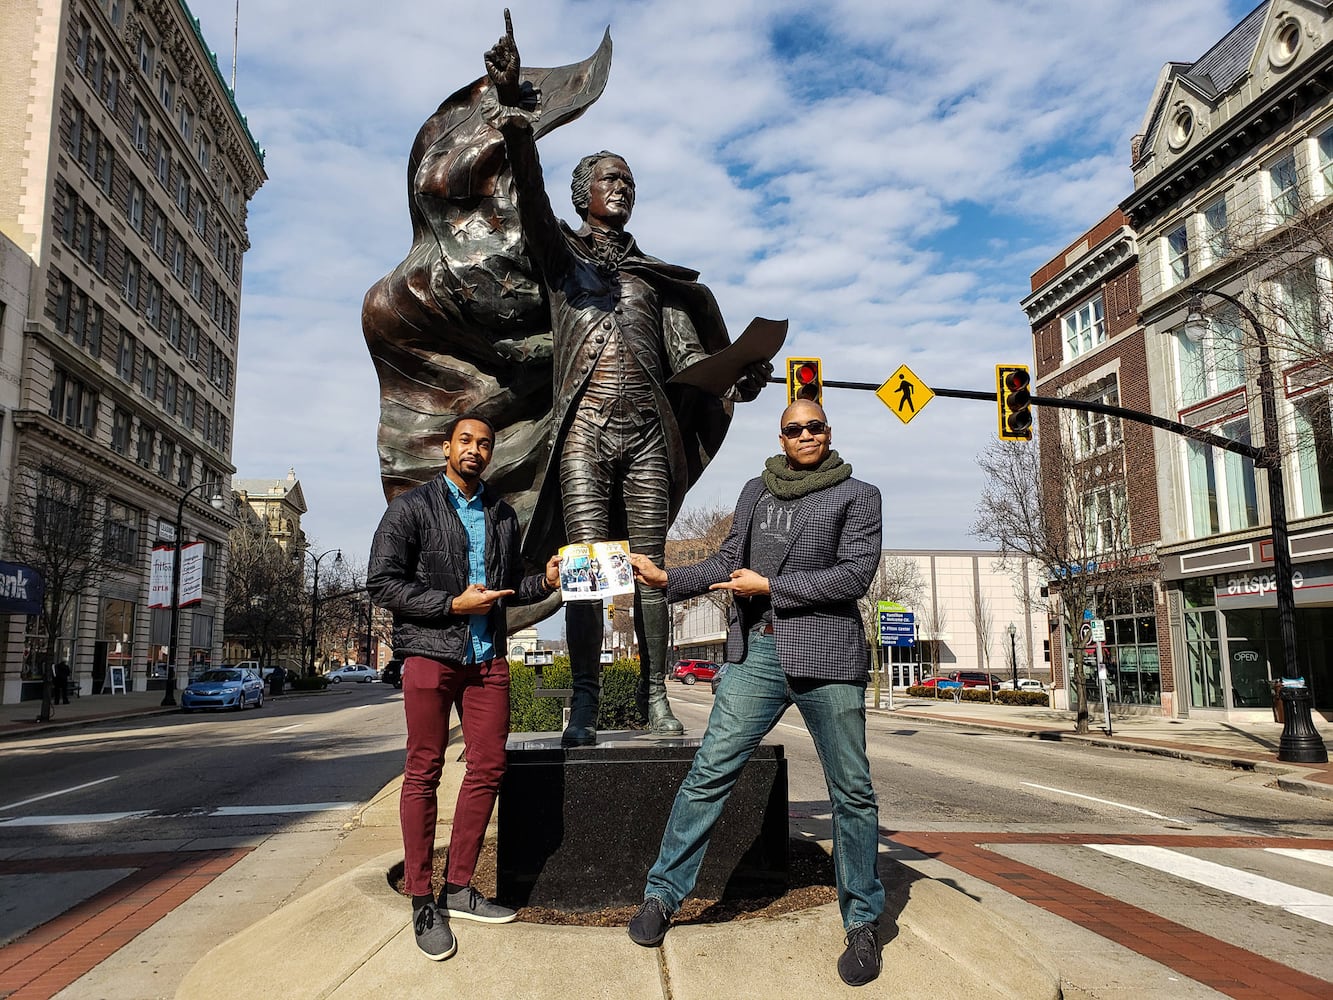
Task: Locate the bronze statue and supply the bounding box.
[364,11,772,746]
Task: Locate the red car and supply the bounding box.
[671,660,719,685]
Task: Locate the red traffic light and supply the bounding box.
[795,364,817,385]
[786,357,823,404]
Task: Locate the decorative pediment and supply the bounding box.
[1248,1,1332,92]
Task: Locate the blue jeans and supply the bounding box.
[643,632,883,930]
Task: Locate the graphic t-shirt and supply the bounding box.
[747,490,798,626]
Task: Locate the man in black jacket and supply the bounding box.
[368,412,560,961]
[625,399,885,987]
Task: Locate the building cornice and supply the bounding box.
[1021,227,1137,325]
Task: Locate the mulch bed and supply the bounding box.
[391,838,837,927]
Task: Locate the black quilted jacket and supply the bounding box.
[367,475,548,663]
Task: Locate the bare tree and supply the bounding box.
[970,591,995,677]
[224,512,304,670]
[3,461,125,723]
[666,503,735,617]
[972,431,1149,733]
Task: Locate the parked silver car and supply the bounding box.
[327,664,377,684]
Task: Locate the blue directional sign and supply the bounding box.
[878,605,915,647]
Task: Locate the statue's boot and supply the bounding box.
[638,597,684,737]
[561,600,602,748]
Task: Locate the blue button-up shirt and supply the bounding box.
[445,477,494,664]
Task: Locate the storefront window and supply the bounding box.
[22,602,77,681]
[1184,591,1224,709]
[101,598,135,684]
[1224,608,1283,709]
[1094,588,1162,705]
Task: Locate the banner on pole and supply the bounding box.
[148,546,174,608]
[179,542,205,606]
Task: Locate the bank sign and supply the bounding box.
[0,560,45,615]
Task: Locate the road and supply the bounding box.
[666,682,1333,1000]
[1,680,1330,999]
[0,682,406,999]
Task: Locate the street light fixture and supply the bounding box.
[1007,621,1018,693]
[162,482,228,707]
[304,548,342,676]
[1185,290,1326,763]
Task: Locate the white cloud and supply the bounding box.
[185,0,1247,574]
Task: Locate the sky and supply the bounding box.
[186,0,1260,576]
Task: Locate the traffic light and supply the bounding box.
[606,603,615,623]
[786,357,822,405]
[996,364,1032,441]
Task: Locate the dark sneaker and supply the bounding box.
[837,924,881,987]
[412,902,456,961]
[442,885,517,924]
[627,896,671,947]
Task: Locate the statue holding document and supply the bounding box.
[363,9,782,747]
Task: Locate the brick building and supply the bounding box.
[0,0,264,700]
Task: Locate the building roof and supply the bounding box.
[178,0,265,164]
[233,469,307,513]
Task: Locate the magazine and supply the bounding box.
[558,540,635,601]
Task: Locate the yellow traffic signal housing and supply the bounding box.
[786,357,822,405]
[996,364,1033,441]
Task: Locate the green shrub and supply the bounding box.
[509,656,646,733]
[289,674,329,691]
[995,689,1050,706]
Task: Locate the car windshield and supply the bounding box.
[199,670,240,682]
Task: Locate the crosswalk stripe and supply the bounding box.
[1265,847,1333,869]
[1088,844,1333,927]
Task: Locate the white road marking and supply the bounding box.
[1020,781,1184,823]
[776,721,809,734]
[270,724,302,733]
[1266,848,1333,869]
[352,705,372,711]
[0,811,150,827]
[0,775,120,813]
[208,803,357,816]
[1088,844,1333,926]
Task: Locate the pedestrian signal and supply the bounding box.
[786,357,822,405]
[996,364,1032,441]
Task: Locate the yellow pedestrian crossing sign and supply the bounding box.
[877,365,934,424]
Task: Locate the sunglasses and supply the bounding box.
[780,419,829,439]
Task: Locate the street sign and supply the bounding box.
[877,365,934,424]
[1091,618,1106,643]
[879,608,915,646]
[1078,622,1093,644]
[1083,608,1094,621]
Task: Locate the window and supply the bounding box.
[145,280,161,329]
[1319,127,1333,196]
[176,170,190,212]
[186,320,199,361]
[194,200,207,237]
[178,103,194,143]
[197,134,211,171]
[172,237,185,281]
[97,138,114,194]
[167,303,182,348]
[109,0,124,27]
[121,257,139,307]
[89,39,105,92]
[1062,295,1106,362]
[1271,263,1322,345]
[117,328,136,381]
[1081,484,1127,554]
[1165,223,1190,287]
[158,68,174,112]
[1269,151,1300,222]
[1185,418,1258,538]
[84,303,103,355]
[133,101,147,152]
[49,368,98,436]
[102,62,119,112]
[151,210,166,257]
[104,500,141,565]
[182,386,196,429]
[155,134,169,184]
[127,180,143,231]
[141,350,158,401]
[176,450,192,488]
[111,406,131,455]
[37,471,86,544]
[1177,309,1245,406]
[1294,394,1333,516]
[163,370,178,416]
[203,539,220,584]
[136,423,155,467]
[190,258,202,301]
[74,17,90,71]
[157,438,175,479]
[137,33,154,76]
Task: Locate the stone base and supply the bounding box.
[497,731,788,910]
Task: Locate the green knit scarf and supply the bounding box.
[762,450,852,500]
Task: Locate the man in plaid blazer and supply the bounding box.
[626,399,885,987]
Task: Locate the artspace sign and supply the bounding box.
[0,560,45,615]
[1214,561,1333,607]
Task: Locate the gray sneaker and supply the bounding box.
[412,902,456,961]
[442,885,517,924]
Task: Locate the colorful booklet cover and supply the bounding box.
[558,540,635,601]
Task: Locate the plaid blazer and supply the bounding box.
[666,473,882,682]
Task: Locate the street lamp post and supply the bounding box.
[1187,291,1327,763]
[305,548,341,677]
[1007,621,1018,693]
[162,482,227,707]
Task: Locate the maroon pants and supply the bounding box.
[400,654,510,897]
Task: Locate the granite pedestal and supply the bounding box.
[497,732,788,911]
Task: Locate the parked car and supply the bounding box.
[380,659,403,688]
[671,660,719,685]
[998,678,1045,692]
[950,671,999,690]
[709,662,729,695]
[327,664,377,684]
[181,668,264,712]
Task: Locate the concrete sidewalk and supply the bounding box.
[875,694,1333,799]
[177,762,1063,1000]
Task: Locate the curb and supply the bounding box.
[878,707,1333,802]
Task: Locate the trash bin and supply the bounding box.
[1272,679,1285,724]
